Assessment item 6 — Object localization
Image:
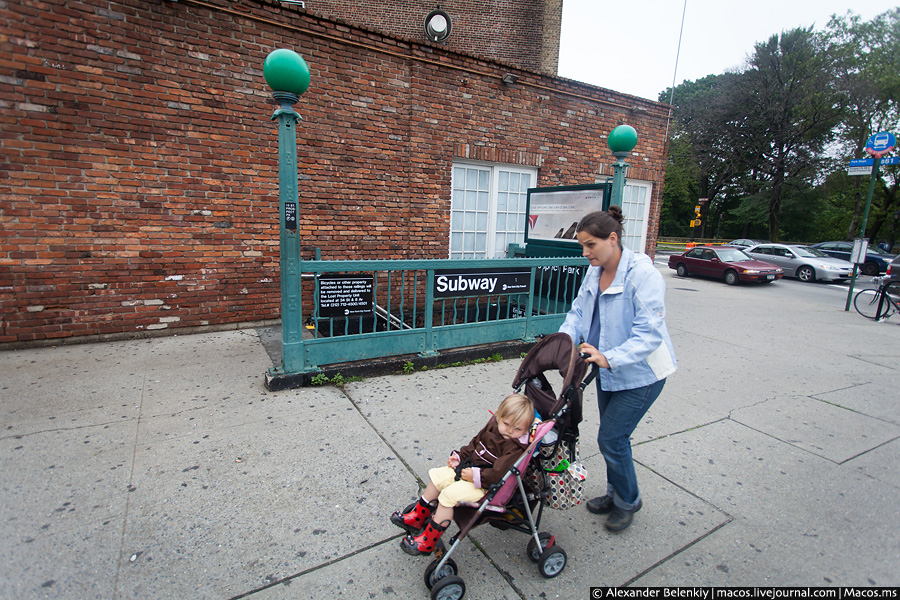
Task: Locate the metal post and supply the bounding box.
[844,156,881,311]
[261,49,311,381]
[272,91,305,373]
[610,153,629,207]
[607,125,638,208]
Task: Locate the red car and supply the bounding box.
[668,246,783,285]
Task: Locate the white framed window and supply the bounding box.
[450,163,536,259]
[619,180,653,253]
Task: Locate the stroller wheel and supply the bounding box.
[430,575,465,600]
[424,557,459,590]
[526,532,555,563]
[538,545,567,578]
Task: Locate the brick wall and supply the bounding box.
[307,0,562,74]
[0,0,670,345]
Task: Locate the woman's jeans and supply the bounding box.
[596,378,666,510]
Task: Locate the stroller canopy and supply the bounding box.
[512,332,589,439]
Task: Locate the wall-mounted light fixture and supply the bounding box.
[501,73,519,86]
[424,8,452,43]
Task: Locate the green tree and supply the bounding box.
[659,119,699,237]
[737,27,844,241]
[660,74,744,238]
[825,8,900,241]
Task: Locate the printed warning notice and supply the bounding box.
[318,275,374,317]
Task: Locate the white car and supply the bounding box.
[745,244,853,283]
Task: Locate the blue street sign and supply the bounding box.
[865,131,896,156]
[850,157,899,167]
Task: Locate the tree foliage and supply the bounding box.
[661,8,900,245]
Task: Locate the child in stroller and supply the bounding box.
[391,332,593,600]
[391,392,538,556]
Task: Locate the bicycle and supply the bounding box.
[853,277,900,321]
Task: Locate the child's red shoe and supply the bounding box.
[400,517,448,556]
[390,497,436,534]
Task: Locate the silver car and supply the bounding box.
[745,244,853,283]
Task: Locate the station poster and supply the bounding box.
[526,185,608,245]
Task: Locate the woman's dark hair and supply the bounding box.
[575,206,624,248]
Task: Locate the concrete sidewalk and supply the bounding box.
[2,269,899,599]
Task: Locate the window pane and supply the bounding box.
[497,192,507,212]
[451,188,463,209]
[478,170,489,190]
[465,190,476,210]
[464,212,475,229]
[464,232,475,251]
[451,232,462,251]
[451,211,463,229]
[509,172,520,191]
[477,212,487,230]
[519,174,531,192]
[466,169,477,188]
[478,191,489,211]
[476,233,486,251]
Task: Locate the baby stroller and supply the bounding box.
[416,332,596,600]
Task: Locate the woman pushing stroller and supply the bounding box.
[391,393,538,556]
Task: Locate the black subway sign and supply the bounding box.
[434,267,531,299]
[284,202,297,230]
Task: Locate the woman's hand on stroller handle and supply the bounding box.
[578,342,609,369]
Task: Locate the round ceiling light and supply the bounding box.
[424,9,452,43]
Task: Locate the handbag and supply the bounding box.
[531,433,586,510]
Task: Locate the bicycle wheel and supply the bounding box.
[854,288,883,319]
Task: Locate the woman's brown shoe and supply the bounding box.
[586,495,615,514]
[604,498,643,532]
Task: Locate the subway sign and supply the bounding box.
[433,267,531,299]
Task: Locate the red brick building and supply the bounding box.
[0,0,670,345]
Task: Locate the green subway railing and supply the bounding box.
[275,257,587,375]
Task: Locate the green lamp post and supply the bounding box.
[607,124,638,207]
[263,49,311,378]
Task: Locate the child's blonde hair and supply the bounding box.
[495,393,534,428]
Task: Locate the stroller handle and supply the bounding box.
[579,362,600,391]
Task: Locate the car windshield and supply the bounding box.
[870,246,892,256]
[795,246,826,258]
[716,248,753,262]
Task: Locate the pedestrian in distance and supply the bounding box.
[559,205,677,532]
[391,393,539,555]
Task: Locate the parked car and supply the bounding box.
[887,254,900,283]
[727,238,771,249]
[668,246,783,285]
[744,244,853,283]
[809,241,893,275]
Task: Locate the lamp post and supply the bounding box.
[607,125,638,207]
[263,49,311,377]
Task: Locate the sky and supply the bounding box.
[558,0,898,102]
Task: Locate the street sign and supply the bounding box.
[847,155,899,175]
[865,131,896,158]
[690,219,701,227]
[849,157,899,166]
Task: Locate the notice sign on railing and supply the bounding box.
[434,267,531,299]
[318,275,374,317]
